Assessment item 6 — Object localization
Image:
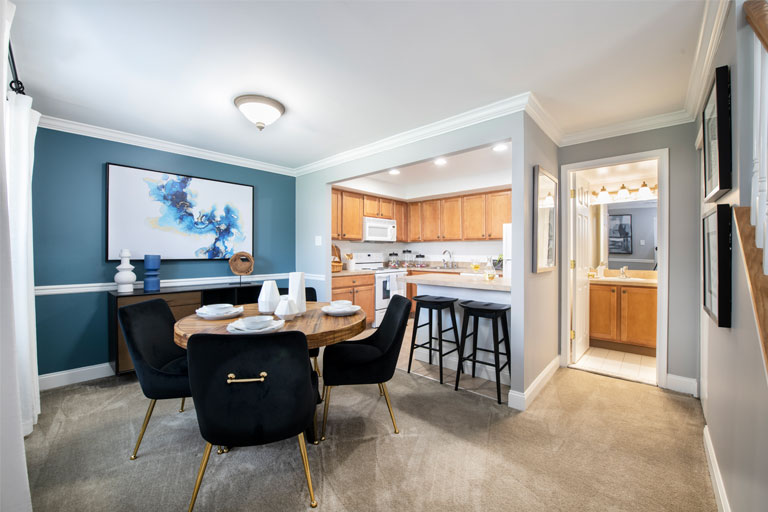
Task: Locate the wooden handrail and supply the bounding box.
[746,0,768,52]
[733,207,768,371]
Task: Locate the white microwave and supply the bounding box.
[363,216,397,242]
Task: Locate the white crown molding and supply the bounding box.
[684,0,730,117]
[34,272,325,296]
[524,93,564,145]
[38,115,296,176]
[293,92,533,176]
[559,110,694,147]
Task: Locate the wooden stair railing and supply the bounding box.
[746,0,768,52]
[734,207,768,370]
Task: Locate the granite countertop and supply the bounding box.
[589,277,657,287]
[405,273,511,292]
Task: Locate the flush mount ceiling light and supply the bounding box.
[234,95,285,131]
[617,184,630,201]
[434,157,447,166]
[388,169,400,175]
[637,181,655,200]
[492,143,508,152]
[595,186,611,204]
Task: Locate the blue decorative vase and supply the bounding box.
[143,254,161,292]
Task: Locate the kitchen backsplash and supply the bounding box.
[334,239,503,263]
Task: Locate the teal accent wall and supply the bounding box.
[32,128,296,374]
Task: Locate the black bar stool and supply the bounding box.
[454,300,512,404]
[407,295,461,384]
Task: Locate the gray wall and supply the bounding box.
[699,2,768,510]
[607,204,657,269]
[559,122,700,380]
[522,113,560,388]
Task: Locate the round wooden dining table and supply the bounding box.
[173,302,367,349]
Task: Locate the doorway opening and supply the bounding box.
[560,149,669,387]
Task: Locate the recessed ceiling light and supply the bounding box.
[492,143,508,152]
[234,94,285,131]
[388,169,400,175]
[434,157,447,166]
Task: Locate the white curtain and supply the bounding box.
[0,0,36,510]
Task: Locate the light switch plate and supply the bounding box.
[315,236,322,246]
[640,240,645,246]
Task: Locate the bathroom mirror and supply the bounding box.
[533,165,558,273]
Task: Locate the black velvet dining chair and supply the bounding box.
[185,331,320,511]
[320,294,411,441]
[117,298,191,461]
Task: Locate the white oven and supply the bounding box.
[363,216,397,242]
[374,270,407,327]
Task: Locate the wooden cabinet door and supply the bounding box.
[422,200,441,241]
[379,199,394,219]
[462,194,486,240]
[363,195,380,217]
[394,201,408,242]
[486,190,511,240]
[408,202,422,241]
[354,285,375,324]
[440,197,462,240]
[341,191,363,240]
[331,189,341,240]
[620,286,657,347]
[332,287,354,303]
[589,284,617,341]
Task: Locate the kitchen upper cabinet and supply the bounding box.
[421,200,441,241]
[486,190,511,240]
[440,197,462,240]
[589,284,617,341]
[408,202,422,241]
[363,195,394,219]
[331,188,342,240]
[340,191,363,240]
[462,194,486,240]
[620,286,657,347]
[394,201,408,242]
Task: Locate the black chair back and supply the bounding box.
[370,295,411,379]
[118,298,188,387]
[187,331,316,447]
[278,286,317,302]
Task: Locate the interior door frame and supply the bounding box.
[559,149,670,389]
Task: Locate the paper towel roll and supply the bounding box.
[288,272,306,316]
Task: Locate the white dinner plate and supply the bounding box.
[226,319,285,334]
[196,306,244,320]
[321,305,361,317]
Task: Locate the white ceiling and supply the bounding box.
[337,142,513,200]
[13,1,706,170]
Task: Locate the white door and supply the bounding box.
[571,173,590,363]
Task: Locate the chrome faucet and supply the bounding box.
[620,265,628,278]
[442,249,454,269]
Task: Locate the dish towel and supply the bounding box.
[288,272,306,315]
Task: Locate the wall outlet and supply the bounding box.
[315,236,322,246]
[640,240,645,246]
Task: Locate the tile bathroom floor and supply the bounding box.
[570,346,657,386]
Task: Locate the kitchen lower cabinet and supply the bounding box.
[332,274,375,325]
[589,283,656,348]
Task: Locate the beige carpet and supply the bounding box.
[25,361,715,511]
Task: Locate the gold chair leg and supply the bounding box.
[313,409,319,445]
[297,433,318,508]
[320,386,332,441]
[179,397,186,413]
[188,442,213,512]
[217,446,230,454]
[378,383,384,396]
[130,399,156,460]
[380,383,399,434]
[313,356,322,378]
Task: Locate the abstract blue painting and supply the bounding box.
[107,164,253,260]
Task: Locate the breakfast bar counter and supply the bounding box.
[405,273,511,292]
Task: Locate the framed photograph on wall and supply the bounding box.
[532,165,558,273]
[702,65,732,202]
[106,163,254,260]
[608,214,632,254]
[702,204,732,327]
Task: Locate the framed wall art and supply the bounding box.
[702,204,732,327]
[608,214,632,255]
[106,163,254,260]
[702,65,732,202]
[533,165,558,272]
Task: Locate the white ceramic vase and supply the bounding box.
[115,249,137,293]
[288,272,306,316]
[258,280,280,313]
[274,295,299,321]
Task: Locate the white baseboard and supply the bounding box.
[703,425,731,512]
[39,363,114,391]
[665,373,699,397]
[507,356,560,411]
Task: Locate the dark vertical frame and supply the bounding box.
[702,204,732,327]
[702,65,732,202]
